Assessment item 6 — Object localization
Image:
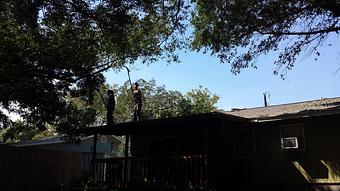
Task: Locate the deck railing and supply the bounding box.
[92,155,208,190]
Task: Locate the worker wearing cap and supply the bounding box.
[133,82,142,122]
[106,90,115,126]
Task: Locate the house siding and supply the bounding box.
[130,113,340,190]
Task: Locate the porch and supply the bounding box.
[76,113,245,190]
[92,155,208,190]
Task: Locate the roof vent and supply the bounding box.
[263,92,270,107]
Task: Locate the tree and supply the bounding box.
[185,86,220,114]
[71,79,220,124]
[191,0,340,78]
[3,0,337,133]
[0,0,188,129]
[0,121,38,143]
[134,79,184,120]
[113,80,219,121]
[0,120,57,143]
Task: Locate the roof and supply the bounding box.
[77,112,250,135]
[77,97,340,135]
[224,97,340,121]
[11,135,121,147]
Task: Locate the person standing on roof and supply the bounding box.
[106,89,115,126]
[133,82,142,122]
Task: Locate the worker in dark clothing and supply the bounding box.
[133,82,142,122]
[106,90,115,126]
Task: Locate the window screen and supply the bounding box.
[280,125,304,150]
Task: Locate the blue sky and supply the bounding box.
[105,34,340,111]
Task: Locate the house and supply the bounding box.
[11,135,122,175]
[78,97,340,191]
[0,135,121,191]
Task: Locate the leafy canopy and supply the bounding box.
[0,79,219,143]
[191,0,340,78]
[1,0,339,131]
[0,0,188,129]
[69,79,220,124]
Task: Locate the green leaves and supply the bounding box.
[0,0,188,130]
[185,86,219,115]
[87,80,220,123]
[191,0,340,77]
[2,0,338,138]
[66,79,220,125]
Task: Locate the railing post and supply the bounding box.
[92,155,210,190]
[124,135,129,158]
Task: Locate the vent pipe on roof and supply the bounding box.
[263,92,270,107]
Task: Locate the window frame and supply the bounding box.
[279,123,305,151]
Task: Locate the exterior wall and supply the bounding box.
[252,114,340,184]
[12,135,120,176]
[130,119,245,157]
[130,114,340,190]
[210,114,340,190]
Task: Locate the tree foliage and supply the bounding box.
[0,0,188,129]
[185,86,220,114]
[1,0,339,134]
[0,121,38,143]
[69,79,219,124]
[0,121,57,143]
[1,79,219,142]
[116,80,217,122]
[191,0,340,77]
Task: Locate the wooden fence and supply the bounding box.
[0,145,82,191]
[93,155,209,190]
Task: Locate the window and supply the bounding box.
[280,124,305,150]
[281,137,298,149]
[234,128,256,153]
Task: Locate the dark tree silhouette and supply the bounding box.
[191,0,340,77]
[0,0,188,130]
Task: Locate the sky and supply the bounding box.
[105,34,340,111]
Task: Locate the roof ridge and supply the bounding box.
[227,96,340,111]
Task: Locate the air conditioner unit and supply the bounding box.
[281,137,299,149]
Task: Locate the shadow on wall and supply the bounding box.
[292,160,340,183]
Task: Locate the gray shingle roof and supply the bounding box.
[224,97,340,121]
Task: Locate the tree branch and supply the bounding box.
[259,26,340,36]
[72,61,116,82]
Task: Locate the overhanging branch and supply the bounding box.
[259,26,340,36]
[72,61,117,82]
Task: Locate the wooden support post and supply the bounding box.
[124,134,130,185]
[91,134,98,178]
[124,135,129,158]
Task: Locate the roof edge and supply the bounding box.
[225,97,340,112]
